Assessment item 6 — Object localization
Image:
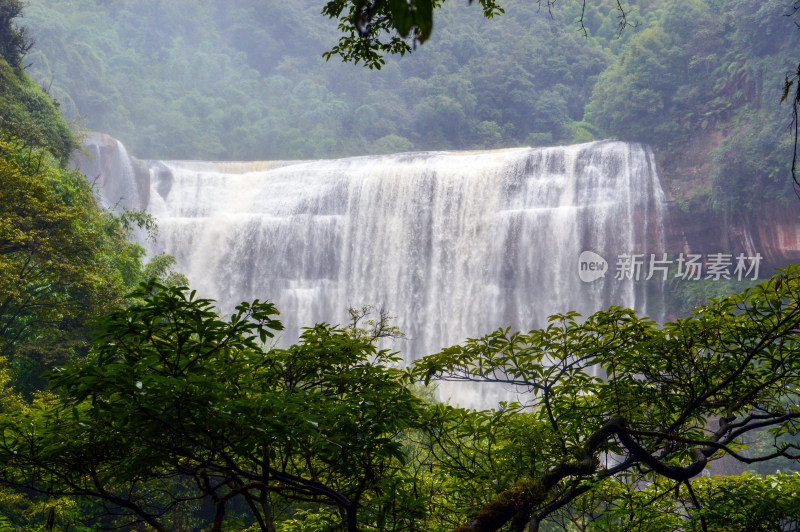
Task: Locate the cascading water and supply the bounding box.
[82,138,668,408]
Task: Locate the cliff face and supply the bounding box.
[669,205,800,274]
[744,206,800,266]
[659,131,800,274]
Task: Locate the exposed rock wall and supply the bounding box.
[670,205,800,273]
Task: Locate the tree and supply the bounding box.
[411,265,800,531]
[4,270,800,530]
[321,0,631,69]
[0,0,31,67]
[0,281,425,531]
[322,0,503,69]
[0,134,157,396]
[782,53,800,188]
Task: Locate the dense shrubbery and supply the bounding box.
[0,58,75,162]
[2,272,800,530]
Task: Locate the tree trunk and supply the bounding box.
[212,500,226,532]
[262,491,275,532]
[346,504,358,532]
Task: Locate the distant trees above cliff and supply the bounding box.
[22,0,634,160]
[18,0,800,210]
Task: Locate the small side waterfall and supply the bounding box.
[74,132,150,211]
[80,139,668,407]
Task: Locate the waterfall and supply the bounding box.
[74,132,150,211]
[82,139,668,408]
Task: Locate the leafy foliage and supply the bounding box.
[2,271,800,530]
[0,136,155,394]
[553,473,800,531]
[321,0,504,70]
[412,265,800,531]
[0,281,425,531]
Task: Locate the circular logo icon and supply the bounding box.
[578,251,608,283]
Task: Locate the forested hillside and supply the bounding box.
[586,0,799,209]
[22,0,800,211]
[23,0,638,160]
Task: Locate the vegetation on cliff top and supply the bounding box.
[21,0,800,211]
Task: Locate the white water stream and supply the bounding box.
[82,139,668,407]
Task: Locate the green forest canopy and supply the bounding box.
[21,0,800,210]
[2,272,800,531]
